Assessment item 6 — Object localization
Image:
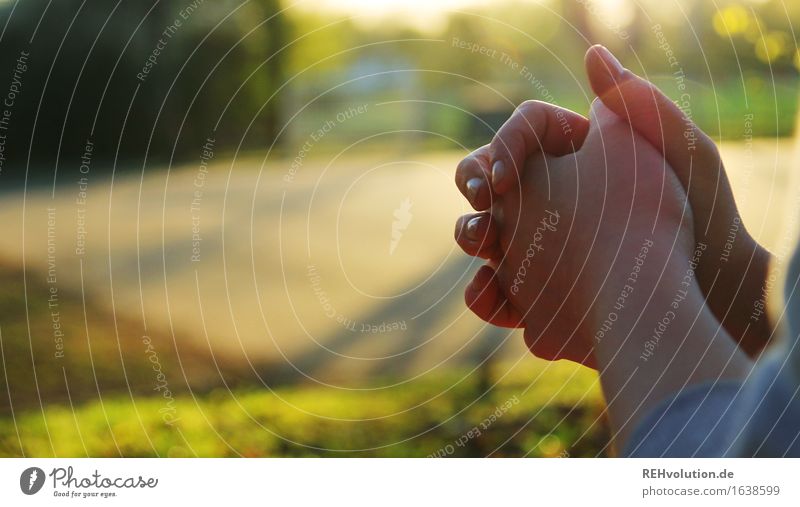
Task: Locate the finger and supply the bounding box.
[489,100,590,194]
[455,145,493,211]
[584,44,722,190]
[454,212,500,260]
[465,265,524,328]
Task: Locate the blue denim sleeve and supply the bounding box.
[623,381,743,457]
[624,353,800,457]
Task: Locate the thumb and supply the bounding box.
[584,44,722,187]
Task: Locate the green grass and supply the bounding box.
[0,361,608,458]
[285,77,800,160]
[0,225,611,458]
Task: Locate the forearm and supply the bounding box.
[592,242,754,449]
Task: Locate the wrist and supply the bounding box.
[708,231,773,356]
[591,242,753,446]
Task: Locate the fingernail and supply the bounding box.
[594,45,624,79]
[465,216,481,240]
[466,177,482,204]
[491,160,506,189]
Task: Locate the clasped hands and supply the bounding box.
[454,46,772,370]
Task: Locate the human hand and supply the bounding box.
[453,101,590,328]
[457,45,774,357]
[584,45,772,356]
[483,100,693,367]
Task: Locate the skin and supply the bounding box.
[583,46,772,357]
[468,99,698,368]
[455,45,773,358]
[457,97,754,451]
[592,229,752,448]
[453,48,760,450]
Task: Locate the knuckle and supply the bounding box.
[455,156,476,181]
[456,156,471,174]
[493,127,525,158]
[517,100,536,112]
[518,99,543,112]
[456,146,489,179]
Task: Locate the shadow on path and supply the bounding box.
[259,255,511,387]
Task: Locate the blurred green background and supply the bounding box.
[0,0,798,457]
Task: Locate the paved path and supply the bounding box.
[0,141,793,387]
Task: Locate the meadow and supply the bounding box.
[0,361,607,458]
